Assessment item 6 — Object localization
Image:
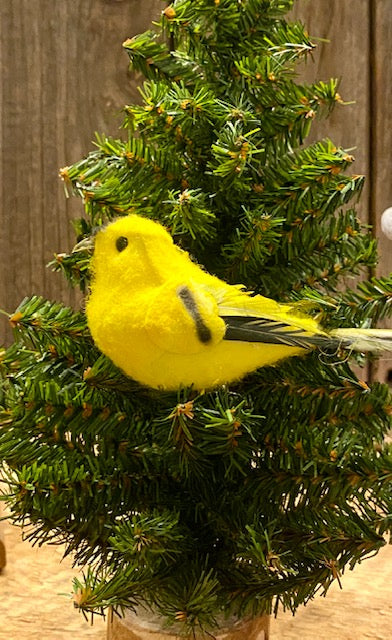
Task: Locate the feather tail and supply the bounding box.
[331,328,392,352]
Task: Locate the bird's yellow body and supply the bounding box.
[86,215,392,390]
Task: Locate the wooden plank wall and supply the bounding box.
[0,0,391,381]
[0,0,162,342]
[291,0,392,383]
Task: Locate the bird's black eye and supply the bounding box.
[116,236,128,252]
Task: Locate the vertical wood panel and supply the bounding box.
[0,0,162,344]
[371,0,392,383]
[290,0,370,218]
[373,1,392,268]
[292,1,392,384]
[370,0,392,248]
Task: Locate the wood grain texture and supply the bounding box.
[371,0,392,259]
[370,1,392,383]
[292,0,392,384]
[0,0,162,344]
[291,0,370,218]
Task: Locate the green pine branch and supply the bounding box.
[2,1,392,634]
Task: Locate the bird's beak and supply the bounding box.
[71,226,101,254]
[72,236,95,254]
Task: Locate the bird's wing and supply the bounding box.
[203,283,329,349]
[146,278,329,355]
[145,280,226,355]
[221,315,330,348]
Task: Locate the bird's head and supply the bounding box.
[89,214,176,289]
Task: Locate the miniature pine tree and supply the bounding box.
[1,0,392,635]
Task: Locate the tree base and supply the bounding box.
[107,610,270,640]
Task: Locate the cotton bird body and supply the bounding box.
[86,215,392,390]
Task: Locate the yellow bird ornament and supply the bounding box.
[86,215,392,390]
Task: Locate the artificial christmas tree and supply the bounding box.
[1,0,392,637]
